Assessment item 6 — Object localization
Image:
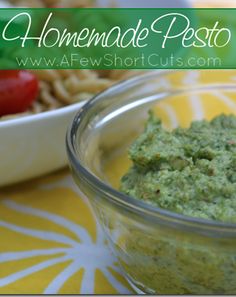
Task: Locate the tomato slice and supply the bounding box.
[0,70,39,117]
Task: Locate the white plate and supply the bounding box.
[0,102,85,187]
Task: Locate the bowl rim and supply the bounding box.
[0,101,86,128]
[66,70,236,232]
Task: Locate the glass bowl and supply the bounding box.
[66,70,236,294]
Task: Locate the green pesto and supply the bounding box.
[121,113,236,223]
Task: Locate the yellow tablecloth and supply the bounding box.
[1,70,236,294]
[0,170,132,294]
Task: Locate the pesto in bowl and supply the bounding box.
[121,113,236,223]
[118,113,236,294]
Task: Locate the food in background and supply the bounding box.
[9,0,95,8]
[0,69,134,120]
[0,70,38,117]
[2,0,138,120]
[194,0,236,8]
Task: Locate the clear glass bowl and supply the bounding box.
[66,70,236,294]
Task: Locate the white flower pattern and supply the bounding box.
[0,174,131,294]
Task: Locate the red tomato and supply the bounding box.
[0,70,39,117]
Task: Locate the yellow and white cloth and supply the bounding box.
[0,170,132,294]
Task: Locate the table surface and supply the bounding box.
[0,170,132,294]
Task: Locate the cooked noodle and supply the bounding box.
[1,69,137,120]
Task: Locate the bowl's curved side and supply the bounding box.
[0,103,85,187]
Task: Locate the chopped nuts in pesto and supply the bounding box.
[121,113,236,223]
